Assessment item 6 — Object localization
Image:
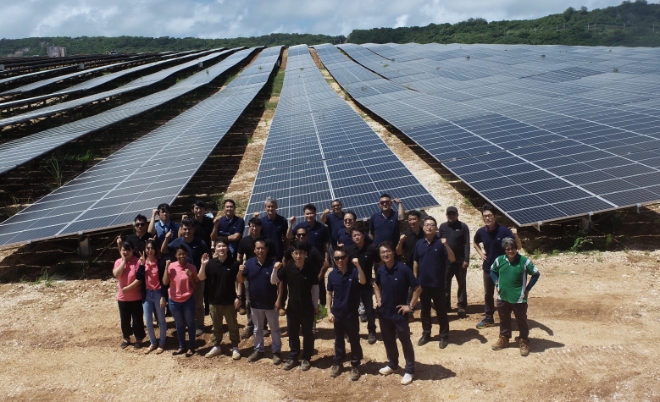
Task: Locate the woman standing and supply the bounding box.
[163,245,199,357]
[113,242,146,349]
[141,239,168,354]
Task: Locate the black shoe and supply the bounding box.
[241,328,253,339]
[248,351,264,362]
[272,352,282,365]
[359,314,367,323]
[439,338,448,349]
[283,359,297,370]
[418,334,431,346]
[133,341,143,350]
[301,359,311,371]
[368,332,377,345]
[457,308,466,318]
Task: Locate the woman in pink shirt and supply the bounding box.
[113,242,146,349]
[163,245,199,356]
[140,239,167,354]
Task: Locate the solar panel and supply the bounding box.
[0,49,228,127]
[315,43,660,226]
[0,47,282,247]
[244,45,438,222]
[0,48,255,176]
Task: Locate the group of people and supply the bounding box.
[113,194,541,385]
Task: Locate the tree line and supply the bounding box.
[1,1,659,57]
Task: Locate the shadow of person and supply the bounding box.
[312,354,337,370]
[528,319,554,336]
[528,338,564,353]
[359,360,456,381]
[447,328,488,345]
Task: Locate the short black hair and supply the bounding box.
[408,210,421,219]
[181,218,194,228]
[223,199,236,208]
[193,200,206,209]
[215,236,229,246]
[344,210,356,221]
[121,241,134,251]
[482,203,497,215]
[333,246,347,256]
[295,226,309,234]
[349,227,363,235]
[134,214,147,223]
[303,203,317,213]
[292,241,308,252]
[248,217,262,226]
[175,245,189,255]
[254,237,268,249]
[423,216,437,226]
[378,240,394,252]
[157,203,171,213]
[379,193,391,200]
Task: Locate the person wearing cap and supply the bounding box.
[439,206,471,318]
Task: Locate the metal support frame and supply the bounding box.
[77,234,92,258]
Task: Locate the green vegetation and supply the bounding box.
[348,1,660,47]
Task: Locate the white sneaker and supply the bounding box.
[379,365,398,376]
[205,346,222,358]
[401,373,414,385]
[232,348,241,360]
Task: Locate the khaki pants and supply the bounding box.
[194,280,205,329]
[210,304,240,347]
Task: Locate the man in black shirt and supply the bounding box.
[116,214,152,256]
[396,210,424,317]
[275,242,318,371]
[345,227,379,344]
[439,206,471,318]
[283,226,325,316]
[198,237,243,360]
[163,218,210,335]
[181,200,214,315]
[238,217,268,338]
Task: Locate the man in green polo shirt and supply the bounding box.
[489,237,540,357]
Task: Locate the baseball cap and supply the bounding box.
[446,206,458,214]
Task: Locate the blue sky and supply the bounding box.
[1,0,628,39]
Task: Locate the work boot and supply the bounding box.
[519,338,530,356]
[491,335,509,351]
[330,364,342,378]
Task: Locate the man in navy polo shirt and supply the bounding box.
[241,238,282,365]
[289,203,330,306]
[345,227,378,344]
[327,246,367,381]
[413,216,456,349]
[369,194,405,256]
[321,199,345,248]
[212,199,245,259]
[256,197,288,261]
[374,241,422,386]
[473,204,521,329]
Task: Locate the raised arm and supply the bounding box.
[320,208,330,224]
[147,209,158,235]
[162,261,171,286]
[197,253,210,281]
[396,233,406,256]
[286,216,295,240]
[211,216,220,241]
[441,238,456,263]
[160,230,172,255]
[511,227,522,250]
[112,257,127,278]
[353,258,367,285]
[271,262,282,285]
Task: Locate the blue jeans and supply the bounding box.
[143,289,167,347]
[169,296,196,350]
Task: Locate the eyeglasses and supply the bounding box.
[333,255,348,261]
[295,233,307,237]
[423,223,437,227]
[482,213,495,219]
[134,222,146,227]
[380,201,391,205]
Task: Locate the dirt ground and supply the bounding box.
[1,48,660,401]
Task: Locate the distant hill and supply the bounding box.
[348,0,660,46]
[1,1,659,57]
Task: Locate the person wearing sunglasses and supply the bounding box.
[321,199,345,249]
[275,241,319,371]
[116,214,152,257]
[336,211,369,248]
[369,194,405,258]
[326,246,367,381]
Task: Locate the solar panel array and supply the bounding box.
[0,49,224,123]
[315,43,660,226]
[244,45,438,221]
[0,47,281,247]
[0,47,254,176]
[0,66,77,88]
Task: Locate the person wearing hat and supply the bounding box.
[439,206,471,318]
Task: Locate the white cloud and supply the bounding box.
[0,0,629,39]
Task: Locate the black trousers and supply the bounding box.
[379,316,415,374]
[287,309,315,361]
[497,300,529,340]
[483,270,496,320]
[118,300,145,340]
[445,260,467,309]
[420,286,449,339]
[333,314,363,366]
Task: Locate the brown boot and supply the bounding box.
[519,338,530,356]
[491,335,509,351]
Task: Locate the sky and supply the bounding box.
[1,0,630,39]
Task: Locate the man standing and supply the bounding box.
[490,237,540,357]
[345,227,379,344]
[163,219,209,336]
[321,199,345,248]
[241,238,282,365]
[212,199,245,259]
[413,217,456,349]
[184,200,215,315]
[117,214,151,256]
[148,203,179,261]
[237,217,262,324]
[473,204,521,329]
[374,241,422,386]
[275,242,318,371]
[257,197,288,261]
[396,210,424,269]
[289,203,330,307]
[439,206,471,318]
[370,194,405,252]
[327,246,367,381]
